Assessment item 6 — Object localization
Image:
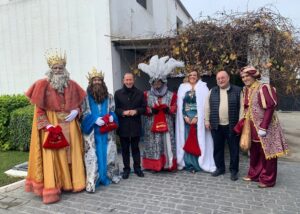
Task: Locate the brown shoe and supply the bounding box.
[258,183,268,188]
[242,176,251,181]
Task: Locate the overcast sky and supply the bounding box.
[181,0,300,28]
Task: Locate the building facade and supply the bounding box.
[0,0,192,94]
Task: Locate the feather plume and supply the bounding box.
[138,55,185,83]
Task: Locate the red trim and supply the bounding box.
[168,158,177,171]
[42,188,61,204]
[25,179,43,196]
[143,155,166,171]
[142,156,177,172]
[143,91,152,116]
[169,92,177,114]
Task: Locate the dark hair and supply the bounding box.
[123,72,134,79]
[87,81,108,103]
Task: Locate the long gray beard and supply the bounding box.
[46,69,70,93]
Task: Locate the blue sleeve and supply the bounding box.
[109,111,119,126]
[81,113,98,134]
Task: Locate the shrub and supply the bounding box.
[8,105,34,151]
[0,95,30,150]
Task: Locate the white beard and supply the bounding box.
[46,69,70,93]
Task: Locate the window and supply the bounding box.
[176,17,183,34]
[137,0,147,9]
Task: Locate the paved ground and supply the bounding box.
[1,153,299,214]
[277,111,300,162]
[0,111,299,214]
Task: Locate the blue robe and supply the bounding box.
[81,93,119,192]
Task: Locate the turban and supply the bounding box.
[240,66,261,79]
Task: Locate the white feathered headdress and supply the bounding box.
[138,55,184,83]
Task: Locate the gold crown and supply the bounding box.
[87,67,104,81]
[45,49,67,68]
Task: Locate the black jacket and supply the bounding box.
[209,84,241,133]
[114,85,146,137]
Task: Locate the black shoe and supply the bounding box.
[230,172,238,181]
[134,170,144,177]
[122,171,130,179]
[211,169,225,177]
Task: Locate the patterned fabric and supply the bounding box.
[141,90,177,171]
[247,84,288,159]
[81,94,121,193]
[183,90,201,171]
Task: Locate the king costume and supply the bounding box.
[25,51,86,204]
[81,68,121,193]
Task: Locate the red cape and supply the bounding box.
[26,78,86,111]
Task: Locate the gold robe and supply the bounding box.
[25,107,86,204]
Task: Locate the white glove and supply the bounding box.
[65,109,79,122]
[109,115,113,123]
[258,129,267,137]
[95,117,105,126]
[46,124,54,130]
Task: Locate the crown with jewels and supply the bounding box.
[87,67,104,81]
[45,49,67,68]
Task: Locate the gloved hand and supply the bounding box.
[65,109,79,122]
[109,115,113,122]
[163,106,170,114]
[151,108,159,114]
[46,124,54,130]
[95,117,105,126]
[258,129,267,137]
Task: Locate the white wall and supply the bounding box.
[0,0,192,95]
[109,0,192,91]
[0,0,114,95]
[175,0,193,26]
[110,0,192,39]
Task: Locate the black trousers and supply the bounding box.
[120,136,141,172]
[211,125,239,173]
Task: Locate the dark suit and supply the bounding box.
[114,85,146,172]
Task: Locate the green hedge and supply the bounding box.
[8,105,34,151]
[0,95,30,151]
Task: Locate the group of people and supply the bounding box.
[24,52,288,204]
